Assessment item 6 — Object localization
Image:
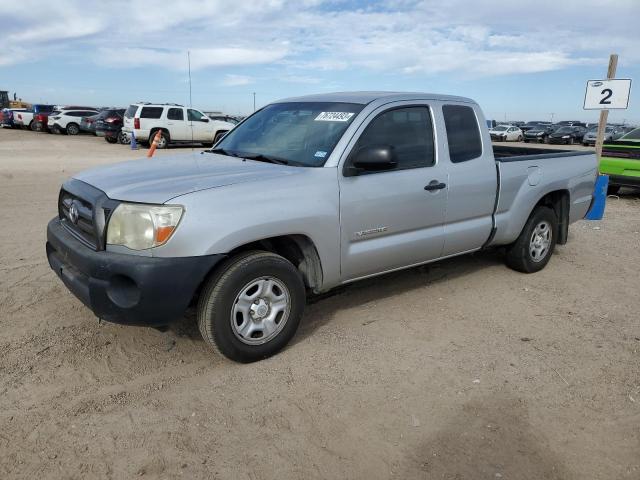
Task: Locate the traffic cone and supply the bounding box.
[147,130,162,158]
[130,130,138,150]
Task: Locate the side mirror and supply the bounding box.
[347,145,397,176]
[201,117,209,122]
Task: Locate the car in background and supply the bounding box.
[0,108,27,128]
[521,121,551,133]
[48,108,100,135]
[489,124,523,142]
[523,124,556,143]
[13,104,56,130]
[548,125,586,145]
[582,125,621,146]
[205,112,240,125]
[80,113,102,135]
[32,111,57,132]
[555,120,587,127]
[94,108,127,143]
[612,126,635,140]
[600,127,640,194]
[122,102,236,148]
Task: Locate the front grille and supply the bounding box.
[59,190,99,249]
[57,179,119,251]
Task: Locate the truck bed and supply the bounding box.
[493,145,593,162]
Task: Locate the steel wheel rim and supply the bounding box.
[529,221,552,263]
[157,135,167,148]
[230,276,291,345]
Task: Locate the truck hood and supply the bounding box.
[73,151,303,203]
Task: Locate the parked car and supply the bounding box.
[523,124,555,143]
[600,127,640,194]
[13,104,56,130]
[94,109,127,144]
[582,125,620,146]
[548,126,586,145]
[521,121,551,133]
[122,103,236,148]
[46,91,597,362]
[48,109,99,135]
[32,111,56,132]
[80,113,101,135]
[0,108,26,128]
[489,124,523,142]
[612,126,635,140]
[555,120,587,127]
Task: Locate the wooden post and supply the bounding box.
[594,54,618,161]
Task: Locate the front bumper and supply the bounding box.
[548,137,569,144]
[46,218,225,326]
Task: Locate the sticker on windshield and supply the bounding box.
[315,112,354,122]
[314,151,327,158]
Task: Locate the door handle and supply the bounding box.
[424,181,446,191]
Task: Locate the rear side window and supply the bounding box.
[167,108,184,120]
[355,106,435,170]
[124,105,137,118]
[140,107,163,119]
[443,105,482,163]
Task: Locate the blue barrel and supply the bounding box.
[585,174,609,220]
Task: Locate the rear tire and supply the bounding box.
[66,123,80,135]
[197,251,306,362]
[505,206,557,273]
[149,130,169,149]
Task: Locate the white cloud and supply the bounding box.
[221,74,254,86]
[0,0,638,78]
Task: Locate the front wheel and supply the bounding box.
[105,136,118,144]
[505,206,557,273]
[197,251,306,362]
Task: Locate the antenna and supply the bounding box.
[188,51,192,108]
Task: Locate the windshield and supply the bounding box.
[213,102,363,167]
[493,126,508,131]
[556,127,573,133]
[620,128,640,140]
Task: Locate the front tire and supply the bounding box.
[66,123,80,135]
[197,251,306,362]
[505,206,557,273]
[105,136,118,144]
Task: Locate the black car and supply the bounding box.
[94,109,127,143]
[521,121,552,133]
[523,124,555,143]
[548,126,587,145]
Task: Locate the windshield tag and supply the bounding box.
[315,112,354,122]
[314,151,327,158]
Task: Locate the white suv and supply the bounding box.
[48,108,99,135]
[122,103,236,148]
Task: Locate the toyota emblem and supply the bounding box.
[68,202,79,224]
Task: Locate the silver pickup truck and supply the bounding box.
[46,92,597,362]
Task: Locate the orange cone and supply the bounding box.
[147,130,163,158]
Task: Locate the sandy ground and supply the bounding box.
[1,128,639,480]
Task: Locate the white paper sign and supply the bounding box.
[315,112,354,121]
[583,79,632,110]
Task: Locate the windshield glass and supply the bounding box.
[493,126,508,131]
[556,127,572,133]
[213,102,363,167]
[620,128,640,140]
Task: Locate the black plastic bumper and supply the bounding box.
[608,174,640,188]
[46,218,225,326]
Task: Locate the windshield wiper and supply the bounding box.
[242,153,289,165]
[207,148,240,157]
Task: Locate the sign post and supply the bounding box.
[596,54,617,159]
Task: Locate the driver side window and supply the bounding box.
[353,106,435,171]
[188,109,205,121]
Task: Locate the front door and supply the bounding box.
[339,105,448,281]
[188,109,214,142]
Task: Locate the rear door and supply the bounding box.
[439,103,497,256]
[339,103,448,281]
[166,107,188,140]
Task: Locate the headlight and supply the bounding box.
[562,135,570,139]
[106,203,183,250]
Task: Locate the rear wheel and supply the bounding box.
[149,130,169,149]
[197,251,306,362]
[66,123,80,135]
[505,206,557,273]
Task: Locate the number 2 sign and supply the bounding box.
[584,79,632,110]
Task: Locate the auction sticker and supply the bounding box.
[315,112,354,121]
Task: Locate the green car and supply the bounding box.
[600,127,640,194]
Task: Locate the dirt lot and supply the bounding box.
[1,128,639,480]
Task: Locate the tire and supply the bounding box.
[197,251,306,362]
[149,130,169,149]
[213,130,228,144]
[523,139,529,143]
[505,206,558,273]
[118,131,130,144]
[30,121,38,132]
[517,135,523,142]
[66,123,80,135]
[607,185,621,195]
[105,136,118,144]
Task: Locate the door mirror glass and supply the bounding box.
[351,145,397,173]
[200,117,209,122]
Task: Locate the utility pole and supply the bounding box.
[595,54,618,159]
[253,92,256,112]
[550,113,555,123]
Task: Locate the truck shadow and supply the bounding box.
[397,393,572,479]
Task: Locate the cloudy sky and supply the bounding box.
[1,0,639,122]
